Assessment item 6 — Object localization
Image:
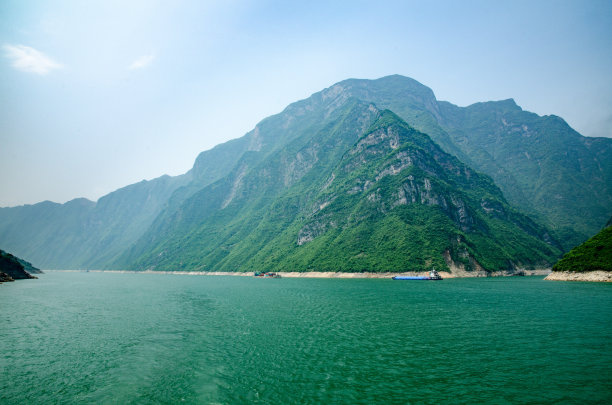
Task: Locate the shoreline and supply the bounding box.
[544,271,612,282]
[47,269,552,279]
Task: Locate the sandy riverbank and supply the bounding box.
[545,271,612,282]
[52,269,551,279]
[273,270,551,278]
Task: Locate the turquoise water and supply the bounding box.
[1,272,610,404]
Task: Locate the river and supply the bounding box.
[1,271,610,404]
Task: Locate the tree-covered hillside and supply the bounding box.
[118,108,562,273]
[437,99,612,249]
[552,219,612,272]
[323,75,612,249]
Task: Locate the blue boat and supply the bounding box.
[392,276,429,280]
[393,269,442,280]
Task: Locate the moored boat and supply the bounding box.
[254,271,281,278]
[393,269,442,280]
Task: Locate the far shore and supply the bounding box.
[47,269,552,279]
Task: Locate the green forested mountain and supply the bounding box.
[1,75,605,271]
[552,218,612,272]
[437,99,612,248]
[116,106,561,272]
[322,75,612,249]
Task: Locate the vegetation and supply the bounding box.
[118,108,562,273]
[0,249,38,281]
[2,75,598,272]
[325,75,612,251]
[552,220,612,272]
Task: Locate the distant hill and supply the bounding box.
[0,174,191,269]
[552,219,612,273]
[0,249,39,283]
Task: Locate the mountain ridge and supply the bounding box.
[1,75,607,270]
[115,106,561,273]
[313,75,611,248]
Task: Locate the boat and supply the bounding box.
[254,271,281,278]
[392,269,442,280]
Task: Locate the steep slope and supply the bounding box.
[140,82,377,248]
[116,98,382,270]
[438,99,612,248]
[323,75,612,249]
[319,75,464,160]
[0,76,384,270]
[120,109,561,273]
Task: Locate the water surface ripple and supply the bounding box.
[1,272,610,404]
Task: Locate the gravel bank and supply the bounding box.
[545,271,612,282]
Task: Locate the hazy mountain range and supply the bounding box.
[2,75,610,272]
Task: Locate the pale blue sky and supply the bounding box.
[1,0,611,206]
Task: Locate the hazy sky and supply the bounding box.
[1,0,611,207]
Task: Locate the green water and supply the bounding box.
[1,272,610,404]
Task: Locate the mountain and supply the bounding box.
[0,174,191,269]
[116,105,561,273]
[319,75,612,249]
[437,99,612,248]
[0,249,38,283]
[1,75,605,271]
[551,218,612,273]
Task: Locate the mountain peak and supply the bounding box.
[500,98,518,106]
[465,98,522,112]
[334,75,437,103]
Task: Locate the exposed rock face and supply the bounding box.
[334,76,612,250]
[545,271,612,282]
[443,249,488,277]
[286,110,561,273]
